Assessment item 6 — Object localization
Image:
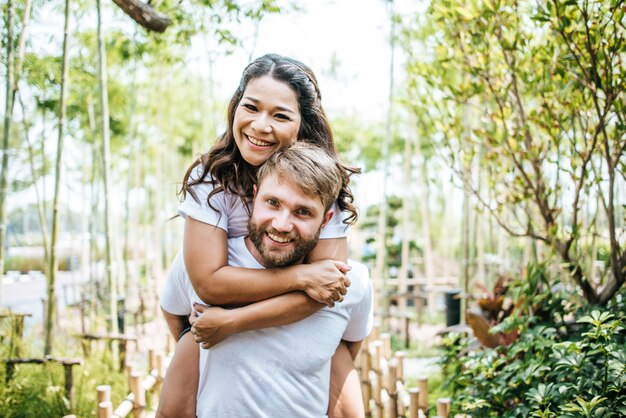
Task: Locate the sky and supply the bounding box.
[10,0,425,214]
[185,0,418,208]
[187,0,407,121]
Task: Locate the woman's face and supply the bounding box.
[233,75,302,167]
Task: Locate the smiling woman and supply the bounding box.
[157,53,365,418]
[233,76,301,167]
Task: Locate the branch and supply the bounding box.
[111,0,171,33]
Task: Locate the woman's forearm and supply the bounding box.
[190,264,304,306]
[192,292,325,347]
[230,291,324,332]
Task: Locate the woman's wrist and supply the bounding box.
[275,264,307,293]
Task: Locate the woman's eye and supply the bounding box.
[243,103,257,111]
[275,113,290,121]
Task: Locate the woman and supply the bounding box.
[157,54,364,418]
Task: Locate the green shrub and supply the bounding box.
[0,346,128,417]
[439,264,626,417]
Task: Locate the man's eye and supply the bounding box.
[297,209,311,216]
[267,199,278,206]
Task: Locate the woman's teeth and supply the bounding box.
[248,136,272,147]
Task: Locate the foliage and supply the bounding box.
[402,0,626,304]
[0,328,128,418]
[466,275,519,348]
[439,264,626,417]
[110,0,285,58]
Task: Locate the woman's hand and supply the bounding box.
[296,260,352,307]
[189,303,238,349]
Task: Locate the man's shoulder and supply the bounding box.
[345,260,372,300]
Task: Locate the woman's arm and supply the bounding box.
[190,292,322,348]
[184,217,350,306]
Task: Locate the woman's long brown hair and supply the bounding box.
[180,53,360,225]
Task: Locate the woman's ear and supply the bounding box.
[252,184,258,198]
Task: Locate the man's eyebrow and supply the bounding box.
[242,96,297,114]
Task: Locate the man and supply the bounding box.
[161,144,373,417]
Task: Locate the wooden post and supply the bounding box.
[409,388,420,418]
[165,331,173,354]
[154,352,164,394]
[371,322,381,341]
[98,401,113,418]
[384,389,395,418]
[372,341,383,373]
[130,371,145,417]
[5,362,14,383]
[362,348,373,415]
[63,363,75,411]
[415,296,424,327]
[380,333,392,360]
[155,352,164,379]
[417,376,428,411]
[437,398,451,418]
[96,385,111,403]
[14,315,25,357]
[148,348,156,371]
[387,358,398,418]
[395,351,405,382]
[119,338,127,371]
[404,315,410,348]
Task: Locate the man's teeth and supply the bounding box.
[248,136,272,147]
[268,232,291,243]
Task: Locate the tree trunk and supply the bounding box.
[398,131,412,312]
[97,0,119,344]
[20,98,50,265]
[111,0,171,33]
[374,0,396,325]
[86,98,100,331]
[46,0,71,355]
[419,153,436,316]
[0,0,15,308]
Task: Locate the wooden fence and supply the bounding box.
[358,328,471,418]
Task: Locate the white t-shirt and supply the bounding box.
[159,238,373,418]
[195,237,373,418]
[177,166,350,239]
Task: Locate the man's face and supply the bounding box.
[248,173,333,267]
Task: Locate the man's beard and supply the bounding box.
[247,218,321,267]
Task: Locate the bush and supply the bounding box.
[0,343,128,417]
[440,264,626,417]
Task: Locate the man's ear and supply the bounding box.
[321,209,334,228]
[252,184,258,198]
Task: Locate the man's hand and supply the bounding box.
[189,303,238,349]
[297,260,351,307]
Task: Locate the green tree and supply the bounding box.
[402,0,625,305]
[46,0,72,355]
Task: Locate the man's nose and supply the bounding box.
[271,210,293,232]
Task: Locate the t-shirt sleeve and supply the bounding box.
[177,166,229,233]
[160,252,193,316]
[319,202,351,239]
[342,261,374,342]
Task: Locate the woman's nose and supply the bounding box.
[251,113,272,133]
